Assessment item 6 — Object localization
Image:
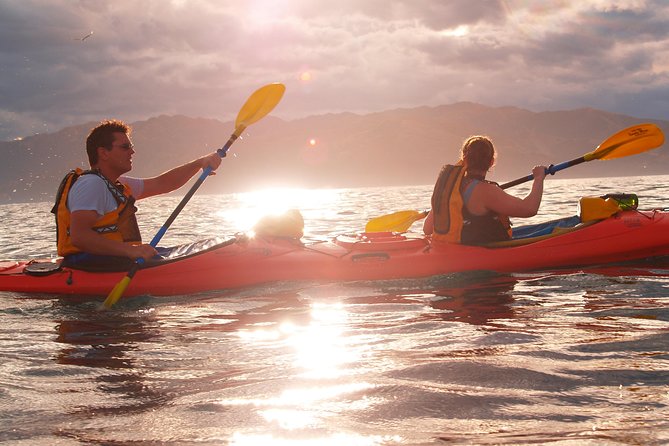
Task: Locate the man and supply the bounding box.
[53,119,221,266]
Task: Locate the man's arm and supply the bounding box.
[138,152,222,199]
[69,210,158,260]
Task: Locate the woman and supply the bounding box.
[423,136,547,244]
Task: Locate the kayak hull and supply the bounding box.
[2,210,669,297]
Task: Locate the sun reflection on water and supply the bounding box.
[294,302,364,379]
[227,301,392,444]
[236,302,367,378]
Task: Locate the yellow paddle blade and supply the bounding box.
[365,210,428,233]
[103,276,131,308]
[234,83,285,134]
[585,123,664,161]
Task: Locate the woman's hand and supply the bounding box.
[532,165,547,181]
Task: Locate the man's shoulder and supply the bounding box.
[67,174,110,213]
[71,173,106,189]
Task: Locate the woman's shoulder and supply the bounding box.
[463,178,499,192]
[468,180,505,204]
[463,178,498,206]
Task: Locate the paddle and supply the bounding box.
[500,122,664,189]
[365,123,665,233]
[365,210,429,233]
[103,83,286,308]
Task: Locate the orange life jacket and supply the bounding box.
[430,163,511,244]
[51,168,142,256]
[430,162,466,243]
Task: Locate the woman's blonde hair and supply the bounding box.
[460,136,496,171]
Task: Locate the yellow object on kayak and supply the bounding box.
[579,194,638,222]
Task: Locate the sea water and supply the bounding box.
[1,176,668,445]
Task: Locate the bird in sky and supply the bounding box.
[74,31,93,41]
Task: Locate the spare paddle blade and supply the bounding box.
[103,276,131,308]
[586,123,664,161]
[366,210,428,233]
[234,83,285,131]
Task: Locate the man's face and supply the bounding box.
[101,132,135,175]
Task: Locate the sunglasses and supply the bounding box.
[111,143,134,150]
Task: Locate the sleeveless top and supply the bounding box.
[431,165,511,245]
[460,176,511,244]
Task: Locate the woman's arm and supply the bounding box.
[423,210,434,234]
[474,166,547,218]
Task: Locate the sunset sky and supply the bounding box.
[0,0,667,141]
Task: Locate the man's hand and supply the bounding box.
[199,152,222,174]
[125,243,158,261]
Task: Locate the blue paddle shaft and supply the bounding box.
[500,156,586,189]
[147,166,212,247]
[116,133,239,280]
[146,136,236,248]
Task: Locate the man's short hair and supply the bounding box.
[85,120,131,166]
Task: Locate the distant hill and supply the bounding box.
[0,104,666,203]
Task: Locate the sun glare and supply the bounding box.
[215,187,343,233]
[300,71,312,82]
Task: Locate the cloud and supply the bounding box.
[0,0,667,141]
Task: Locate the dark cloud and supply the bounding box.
[0,0,667,141]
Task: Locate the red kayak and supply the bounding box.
[1,209,669,297]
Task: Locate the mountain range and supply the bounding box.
[0,103,666,203]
